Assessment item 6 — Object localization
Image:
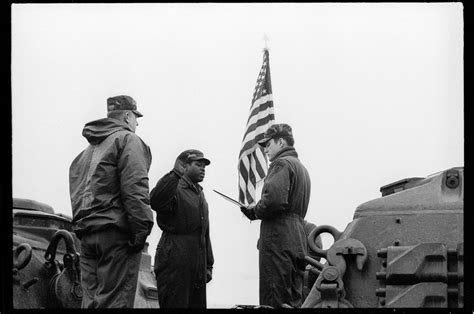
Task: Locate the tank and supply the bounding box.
[12,198,159,308]
[302,167,464,308]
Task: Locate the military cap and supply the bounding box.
[107,95,143,117]
[179,149,211,166]
[258,123,293,146]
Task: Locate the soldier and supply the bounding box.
[69,95,154,308]
[151,149,214,308]
[240,123,311,308]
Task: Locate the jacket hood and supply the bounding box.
[82,118,133,145]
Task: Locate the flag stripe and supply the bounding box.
[247,95,274,124]
[239,158,249,183]
[254,148,267,179]
[242,103,274,140]
[239,155,255,204]
[242,111,275,140]
[239,115,275,157]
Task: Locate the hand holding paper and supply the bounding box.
[240,205,257,221]
[213,189,258,220]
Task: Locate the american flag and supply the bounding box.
[238,48,275,205]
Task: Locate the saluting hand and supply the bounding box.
[173,158,186,176]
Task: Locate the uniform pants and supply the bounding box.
[155,279,206,308]
[154,233,207,308]
[79,227,141,308]
[259,215,307,308]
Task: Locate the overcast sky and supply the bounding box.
[12,3,463,308]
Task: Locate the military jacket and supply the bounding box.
[69,118,153,241]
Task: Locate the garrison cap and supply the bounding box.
[107,95,143,117]
[258,123,293,146]
[178,149,211,166]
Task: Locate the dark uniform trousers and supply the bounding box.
[155,231,207,308]
[79,227,141,308]
[259,214,307,308]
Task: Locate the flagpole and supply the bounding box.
[262,33,270,51]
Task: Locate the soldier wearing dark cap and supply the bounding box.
[151,149,214,308]
[69,95,154,308]
[240,123,311,308]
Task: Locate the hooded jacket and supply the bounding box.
[69,118,153,244]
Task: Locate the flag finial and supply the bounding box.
[262,33,270,51]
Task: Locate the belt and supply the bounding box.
[282,212,303,220]
[164,229,202,236]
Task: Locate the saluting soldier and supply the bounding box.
[151,149,214,308]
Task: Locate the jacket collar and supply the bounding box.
[172,169,183,177]
[272,146,298,161]
[181,174,202,193]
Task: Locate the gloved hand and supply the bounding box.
[206,268,213,283]
[240,205,257,221]
[173,158,186,176]
[127,232,148,254]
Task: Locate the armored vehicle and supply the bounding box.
[302,167,464,308]
[12,198,159,308]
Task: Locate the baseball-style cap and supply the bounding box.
[258,123,293,146]
[107,95,143,117]
[179,149,211,165]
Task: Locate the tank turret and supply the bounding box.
[302,167,463,308]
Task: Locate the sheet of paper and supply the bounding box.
[213,189,246,208]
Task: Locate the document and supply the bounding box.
[213,189,246,208]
